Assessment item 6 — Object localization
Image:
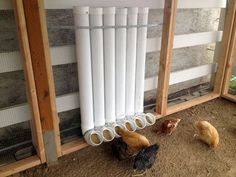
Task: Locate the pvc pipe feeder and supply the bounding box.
[84,130,103,146]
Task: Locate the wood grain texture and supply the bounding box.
[222,14,236,95]
[13,0,46,163]
[214,0,236,94]
[61,139,88,156]
[0,156,41,177]
[156,0,178,115]
[23,0,61,159]
[222,93,236,102]
[167,93,219,115]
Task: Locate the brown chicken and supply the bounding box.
[159,118,181,135]
[117,127,150,153]
[194,120,219,148]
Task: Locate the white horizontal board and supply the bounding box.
[147,31,223,52]
[0,0,226,10]
[0,51,23,73]
[0,31,222,73]
[144,63,217,91]
[0,63,217,127]
[0,104,31,128]
[56,93,80,112]
[173,31,223,48]
[43,0,227,9]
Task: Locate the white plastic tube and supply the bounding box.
[145,113,156,126]
[115,8,127,120]
[125,7,138,116]
[135,8,149,114]
[74,7,103,146]
[103,7,116,124]
[134,116,146,130]
[90,8,105,128]
[73,6,94,134]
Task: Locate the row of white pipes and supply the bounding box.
[73,6,156,146]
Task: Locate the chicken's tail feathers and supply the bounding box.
[151,143,160,151]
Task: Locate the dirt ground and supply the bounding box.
[15,98,236,177]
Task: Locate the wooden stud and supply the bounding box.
[222,93,236,102]
[222,14,236,95]
[214,0,236,94]
[209,8,226,89]
[167,93,219,115]
[13,0,46,163]
[0,156,41,177]
[23,0,61,164]
[156,0,178,115]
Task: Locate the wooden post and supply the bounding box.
[213,0,236,95]
[156,0,178,116]
[23,0,61,164]
[13,0,46,163]
[222,15,236,95]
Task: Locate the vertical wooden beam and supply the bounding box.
[13,0,46,163]
[23,0,61,164]
[156,0,178,115]
[210,8,226,89]
[214,0,236,94]
[222,15,236,95]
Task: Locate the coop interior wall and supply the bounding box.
[0,8,221,137]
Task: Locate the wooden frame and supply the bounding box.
[0,0,46,176]
[222,8,236,102]
[156,0,236,117]
[22,0,62,164]
[0,0,236,176]
[156,0,178,116]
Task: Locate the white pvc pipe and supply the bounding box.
[103,7,116,124]
[73,6,94,134]
[90,8,105,128]
[124,119,137,132]
[84,130,103,146]
[135,8,149,114]
[134,116,146,130]
[125,7,138,116]
[115,8,127,120]
[100,126,115,142]
[113,123,126,137]
[145,113,156,126]
[74,7,103,146]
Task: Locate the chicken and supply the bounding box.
[117,127,150,153]
[133,144,159,172]
[159,118,181,135]
[194,120,219,148]
[111,138,134,161]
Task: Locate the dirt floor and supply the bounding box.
[14,98,236,177]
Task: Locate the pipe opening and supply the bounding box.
[115,126,121,134]
[135,118,145,129]
[102,129,114,141]
[114,124,126,137]
[125,121,135,131]
[91,133,102,145]
[145,113,156,126]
